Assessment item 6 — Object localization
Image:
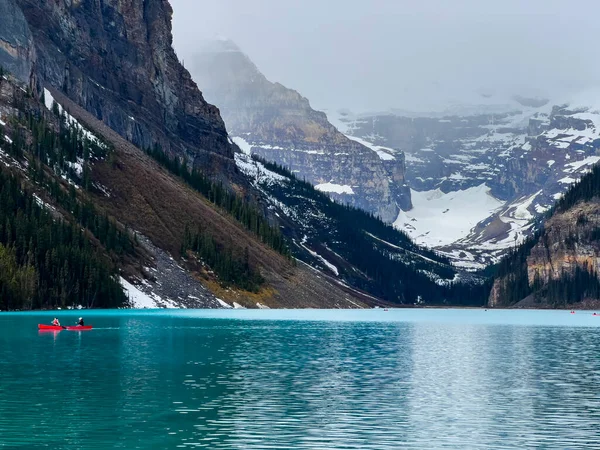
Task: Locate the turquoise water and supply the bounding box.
[1,309,600,449]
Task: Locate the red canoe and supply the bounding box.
[38,324,93,331]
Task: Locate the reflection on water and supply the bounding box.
[1,310,600,449]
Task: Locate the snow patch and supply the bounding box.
[563,156,600,173]
[559,176,577,184]
[394,184,505,248]
[216,298,233,309]
[44,88,104,147]
[299,237,339,276]
[405,153,424,163]
[315,182,354,195]
[120,277,179,309]
[121,277,159,309]
[65,158,84,177]
[512,190,541,221]
[344,135,396,160]
[33,194,55,212]
[231,136,253,155]
[234,151,287,186]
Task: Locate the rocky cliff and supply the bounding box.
[0,0,34,83]
[338,98,600,268]
[188,40,411,222]
[0,0,475,308]
[525,203,600,287]
[16,0,233,169]
[489,166,600,308]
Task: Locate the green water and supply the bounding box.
[1,309,600,449]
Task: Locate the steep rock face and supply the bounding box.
[16,0,233,167]
[189,40,411,222]
[526,203,600,285]
[489,200,600,308]
[0,0,35,83]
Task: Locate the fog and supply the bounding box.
[170,0,600,113]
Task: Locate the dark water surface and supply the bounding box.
[1,309,600,449]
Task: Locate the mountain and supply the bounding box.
[235,153,486,305]
[0,0,34,83]
[334,95,600,268]
[0,0,480,309]
[489,165,600,309]
[16,0,232,168]
[187,39,411,223]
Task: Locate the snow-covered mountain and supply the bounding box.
[232,148,485,305]
[188,39,411,223]
[333,93,600,268]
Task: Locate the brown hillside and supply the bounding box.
[48,88,382,309]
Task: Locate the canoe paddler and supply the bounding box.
[76,317,84,327]
[52,318,61,327]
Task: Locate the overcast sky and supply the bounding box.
[170,0,600,113]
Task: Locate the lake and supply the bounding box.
[1,309,600,449]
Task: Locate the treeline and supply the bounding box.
[144,144,290,258]
[182,226,264,292]
[555,164,600,213]
[8,106,136,257]
[542,265,600,306]
[8,104,110,191]
[252,155,449,264]
[341,223,488,305]
[0,84,137,310]
[32,174,135,257]
[491,231,542,305]
[249,156,488,305]
[0,170,126,310]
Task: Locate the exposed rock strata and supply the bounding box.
[489,200,600,307]
[0,0,35,83]
[16,0,234,169]
[189,40,411,222]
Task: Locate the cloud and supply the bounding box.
[170,0,600,112]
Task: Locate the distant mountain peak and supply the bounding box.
[188,38,413,222]
[197,37,243,54]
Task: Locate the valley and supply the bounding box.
[332,96,600,268]
[0,0,481,310]
[0,0,599,310]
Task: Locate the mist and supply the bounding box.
[170,0,600,113]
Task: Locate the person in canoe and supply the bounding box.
[52,318,61,327]
[75,317,84,327]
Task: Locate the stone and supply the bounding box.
[16,0,234,170]
[0,0,35,83]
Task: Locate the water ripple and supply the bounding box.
[1,312,600,448]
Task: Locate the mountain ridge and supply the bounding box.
[189,39,411,223]
[16,0,234,169]
[336,97,600,268]
[0,0,484,309]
